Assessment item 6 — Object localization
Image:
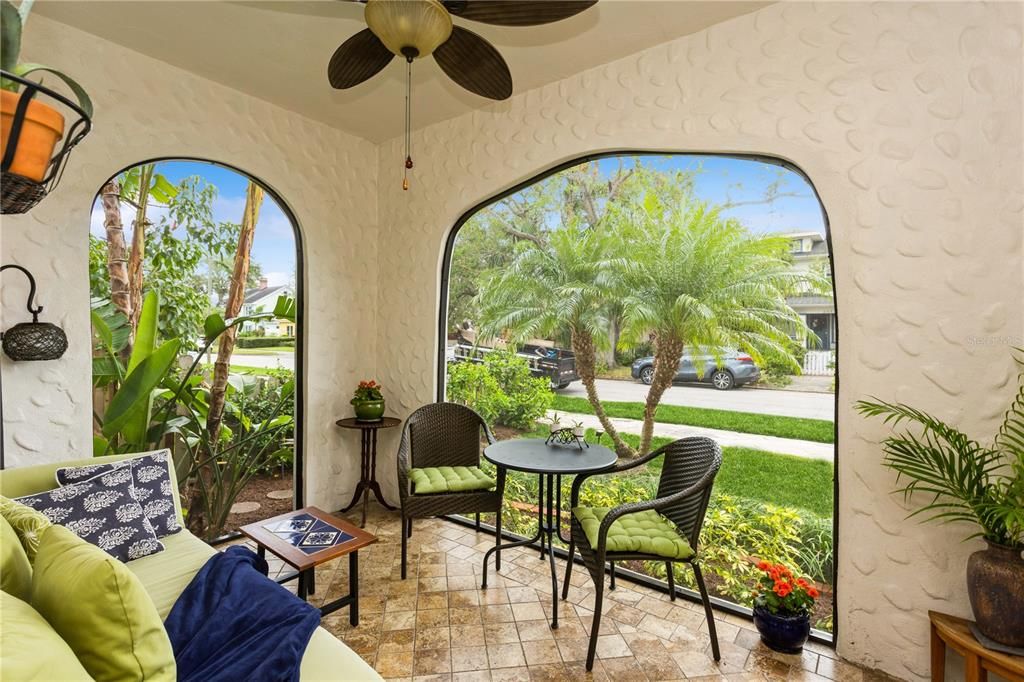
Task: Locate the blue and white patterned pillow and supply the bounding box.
[56,450,182,538]
[16,466,164,562]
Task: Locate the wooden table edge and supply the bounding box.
[928,610,1024,679]
[239,505,378,571]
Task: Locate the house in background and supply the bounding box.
[241,278,294,336]
[780,231,836,352]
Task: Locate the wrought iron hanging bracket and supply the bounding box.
[0,264,44,322]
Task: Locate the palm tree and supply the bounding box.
[618,200,824,454]
[475,225,634,456]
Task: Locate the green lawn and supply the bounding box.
[201,363,283,376]
[550,395,834,444]
[232,347,294,355]
[608,431,834,517]
[511,426,834,517]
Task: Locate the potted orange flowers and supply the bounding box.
[350,379,385,421]
[751,561,818,654]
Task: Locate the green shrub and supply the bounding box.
[236,336,295,349]
[795,514,834,584]
[489,471,835,631]
[224,368,295,475]
[761,337,807,378]
[446,350,553,429]
[615,341,652,366]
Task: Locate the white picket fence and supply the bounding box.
[803,350,835,376]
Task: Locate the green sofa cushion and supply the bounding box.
[0,591,92,680]
[31,525,176,681]
[409,466,495,495]
[0,495,52,562]
[0,515,32,600]
[127,528,218,619]
[572,506,694,560]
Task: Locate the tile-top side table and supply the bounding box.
[336,416,401,526]
[240,506,378,625]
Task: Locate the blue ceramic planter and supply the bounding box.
[752,603,810,654]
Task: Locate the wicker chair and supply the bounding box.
[563,436,723,671]
[396,403,506,580]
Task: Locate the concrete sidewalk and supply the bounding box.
[548,410,835,461]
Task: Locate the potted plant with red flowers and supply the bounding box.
[751,561,819,654]
[351,380,385,421]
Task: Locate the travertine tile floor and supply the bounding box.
[241,504,891,682]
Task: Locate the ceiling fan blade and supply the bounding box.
[443,0,596,26]
[433,26,512,100]
[328,28,394,89]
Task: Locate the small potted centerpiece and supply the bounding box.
[751,561,818,654]
[350,379,385,422]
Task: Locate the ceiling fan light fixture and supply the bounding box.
[365,0,453,60]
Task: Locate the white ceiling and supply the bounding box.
[35,0,768,143]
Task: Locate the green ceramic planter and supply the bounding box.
[353,399,385,422]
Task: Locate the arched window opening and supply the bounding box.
[438,153,838,640]
[89,159,302,543]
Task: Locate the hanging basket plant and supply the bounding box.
[1,0,93,214]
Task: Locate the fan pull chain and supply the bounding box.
[403,58,413,191]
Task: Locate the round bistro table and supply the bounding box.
[336,416,401,527]
[481,438,617,629]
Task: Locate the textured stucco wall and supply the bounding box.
[373,3,1023,679]
[0,16,379,512]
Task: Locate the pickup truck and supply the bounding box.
[449,340,578,390]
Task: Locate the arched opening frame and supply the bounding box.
[91,156,307,510]
[435,150,840,645]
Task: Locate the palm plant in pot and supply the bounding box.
[1,0,93,182]
[751,561,819,654]
[856,355,1024,648]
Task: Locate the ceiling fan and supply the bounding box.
[326,0,598,188]
[328,0,597,100]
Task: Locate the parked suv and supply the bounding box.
[630,351,760,390]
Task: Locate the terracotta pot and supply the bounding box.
[1,89,65,182]
[967,541,1024,647]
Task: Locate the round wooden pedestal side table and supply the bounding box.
[336,416,401,526]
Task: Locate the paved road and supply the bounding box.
[558,378,835,421]
[214,355,833,422]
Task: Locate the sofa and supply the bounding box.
[0,453,381,681]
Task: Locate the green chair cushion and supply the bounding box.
[572,506,694,560]
[0,515,32,601]
[409,466,495,495]
[0,591,92,680]
[31,525,176,681]
[0,495,52,562]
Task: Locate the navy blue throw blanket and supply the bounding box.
[165,546,321,682]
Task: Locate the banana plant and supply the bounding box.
[1,0,93,117]
[95,292,181,452]
[90,298,131,386]
[92,292,276,455]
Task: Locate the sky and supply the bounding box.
[594,154,827,236]
[89,155,824,287]
[89,160,297,286]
